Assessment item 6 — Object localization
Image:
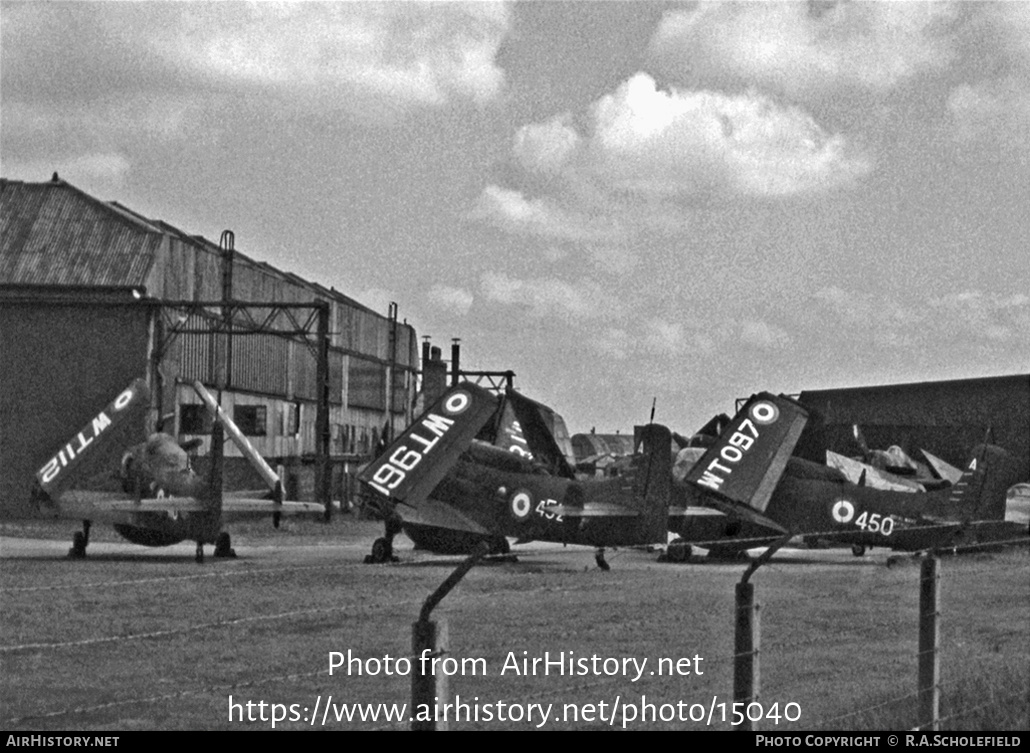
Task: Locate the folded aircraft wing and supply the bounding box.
[826,451,924,492]
[35,378,151,501]
[502,389,577,478]
[919,448,964,485]
[682,392,807,531]
[193,381,281,493]
[358,382,499,507]
[400,497,493,535]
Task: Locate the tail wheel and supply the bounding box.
[214,532,236,559]
[68,531,87,559]
[851,544,867,557]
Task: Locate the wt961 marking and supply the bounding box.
[366,391,470,496]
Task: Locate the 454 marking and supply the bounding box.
[536,499,562,522]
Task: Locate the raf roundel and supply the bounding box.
[443,391,471,415]
[832,499,855,524]
[510,490,533,522]
[749,400,780,425]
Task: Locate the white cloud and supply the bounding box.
[948,78,1030,150]
[740,320,792,350]
[928,291,1030,343]
[514,116,581,175]
[479,272,617,322]
[506,74,869,201]
[470,185,624,242]
[592,74,870,196]
[812,287,1030,348]
[428,284,474,316]
[641,320,714,357]
[589,328,632,361]
[159,3,510,112]
[648,1,958,101]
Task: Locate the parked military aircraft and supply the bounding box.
[33,378,323,562]
[357,381,671,569]
[675,392,1026,559]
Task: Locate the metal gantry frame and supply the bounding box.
[153,298,333,517]
[458,370,515,393]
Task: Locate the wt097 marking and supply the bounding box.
[695,412,764,492]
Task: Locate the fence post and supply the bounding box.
[410,542,490,730]
[412,617,450,731]
[734,581,760,731]
[917,555,941,731]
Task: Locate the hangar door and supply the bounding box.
[0,296,150,517]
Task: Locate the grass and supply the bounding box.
[1,519,1027,731]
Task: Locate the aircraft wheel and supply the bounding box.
[214,532,237,559]
[195,543,205,564]
[369,537,390,564]
[851,544,866,557]
[68,531,87,559]
[490,536,511,556]
[667,539,692,563]
[594,550,611,571]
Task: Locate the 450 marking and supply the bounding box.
[831,500,896,536]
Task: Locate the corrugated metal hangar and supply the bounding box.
[0,175,419,517]
[795,374,1030,482]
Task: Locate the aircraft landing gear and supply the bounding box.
[214,532,237,559]
[594,548,611,571]
[487,536,518,563]
[851,544,867,557]
[661,538,692,563]
[68,520,91,559]
[365,515,402,564]
[195,542,205,564]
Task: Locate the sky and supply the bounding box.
[2,1,1028,436]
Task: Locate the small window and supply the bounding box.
[234,405,268,437]
[180,404,212,434]
[281,401,301,437]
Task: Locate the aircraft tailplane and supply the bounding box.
[35,378,151,502]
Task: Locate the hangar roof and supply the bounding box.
[0,177,163,287]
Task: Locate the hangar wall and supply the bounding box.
[796,374,1030,482]
[0,292,150,517]
[0,176,420,516]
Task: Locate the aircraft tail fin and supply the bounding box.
[948,443,1019,522]
[358,382,499,506]
[682,392,808,530]
[632,424,672,544]
[35,378,150,502]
